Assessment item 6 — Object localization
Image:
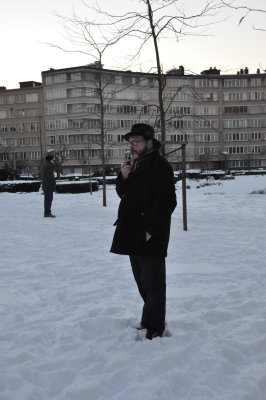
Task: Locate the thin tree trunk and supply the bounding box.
[147,0,166,156]
[98,58,107,207]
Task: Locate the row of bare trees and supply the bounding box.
[48,0,265,206]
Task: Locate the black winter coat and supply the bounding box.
[110,150,177,257]
[41,161,56,192]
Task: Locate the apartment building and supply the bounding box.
[42,63,266,174]
[0,81,45,175]
[1,64,265,175]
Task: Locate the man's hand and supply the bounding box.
[121,162,131,180]
[145,231,152,241]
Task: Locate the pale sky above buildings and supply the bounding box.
[1,0,265,89]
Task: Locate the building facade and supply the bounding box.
[0,81,45,176]
[1,65,265,175]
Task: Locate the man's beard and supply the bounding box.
[131,143,149,160]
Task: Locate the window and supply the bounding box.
[26,93,38,102]
[224,92,248,101]
[87,104,98,113]
[19,138,26,146]
[225,146,261,154]
[70,88,83,97]
[249,106,263,114]
[249,119,262,128]
[28,137,40,146]
[116,90,136,100]
[195,133,219,142]
[53,74,67,84]
[0,153,9,161]
[0,110,7,119]
[141,91,158,101]
[71,149,84,159]
[134,76,140,86]
[26,108,38,117]
[224,119,248,128]
[70,134,84,144]
[224,133,248,141]
[1,138,7,147]
[16,94,24,103]
[0,124,7,132]
[29,151,41,160]
[224,79,247,87]
[169,106,191,115]
[252,132,261,141]
[168,91,191,101]
[195,147,219,155]
[197,92,218,102]
[122,76,133,85]
[17,123,25,132]
[169,120,192,129]
[167,78,190,87]
[195,106,218,115]
[88,119,100,129]
[47,104,67,115]
[86,88,96,97]
[250,78,262,87]
[224,106,248,114]
[250,91,262,100]
[195,119,218,129]
[106,148,114,158]
[29,122,40,131]
[104,105,112,113]
[117,105,137,114]
[104,120,114,129]
[170,134,190,142]
[106,134,113,143]
[195,79,218,88]
[47,119,68,130]
[46,89,67,100]
[47,136,55,145]
[118,148,127,158]
[88,149,100,158]
[19,152,27,160]
[88,134,99,143]
[17,109,25,117]
[118,120,136,128]
[57,135,69,144]
[71,72,81,82]
[8,95,15,104]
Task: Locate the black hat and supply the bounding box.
[46,154,54,162]
[123,123,161,149]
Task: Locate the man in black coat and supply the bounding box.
[111,123,177,339]
[41,154,56,218]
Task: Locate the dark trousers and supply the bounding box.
[44,191,53,215]
[129,254,166,334]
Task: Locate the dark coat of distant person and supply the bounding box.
[110,150,177,257]
[41,160,56,192]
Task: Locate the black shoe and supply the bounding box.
[136,323,147,331]
[146,329,162,340]
[44,213,56,218]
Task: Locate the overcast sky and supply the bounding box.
[1,0,265,89]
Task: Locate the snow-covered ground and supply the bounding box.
[1,175,266,400]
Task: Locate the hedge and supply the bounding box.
[0,181,41,193]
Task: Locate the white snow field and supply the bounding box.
[1,175,266,400]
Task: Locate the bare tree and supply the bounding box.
[84,0,222,155]
[220,1,266,31]
[48,12,128,206]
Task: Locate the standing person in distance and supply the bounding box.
[41,154,56,218]
[111,123,177,340]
